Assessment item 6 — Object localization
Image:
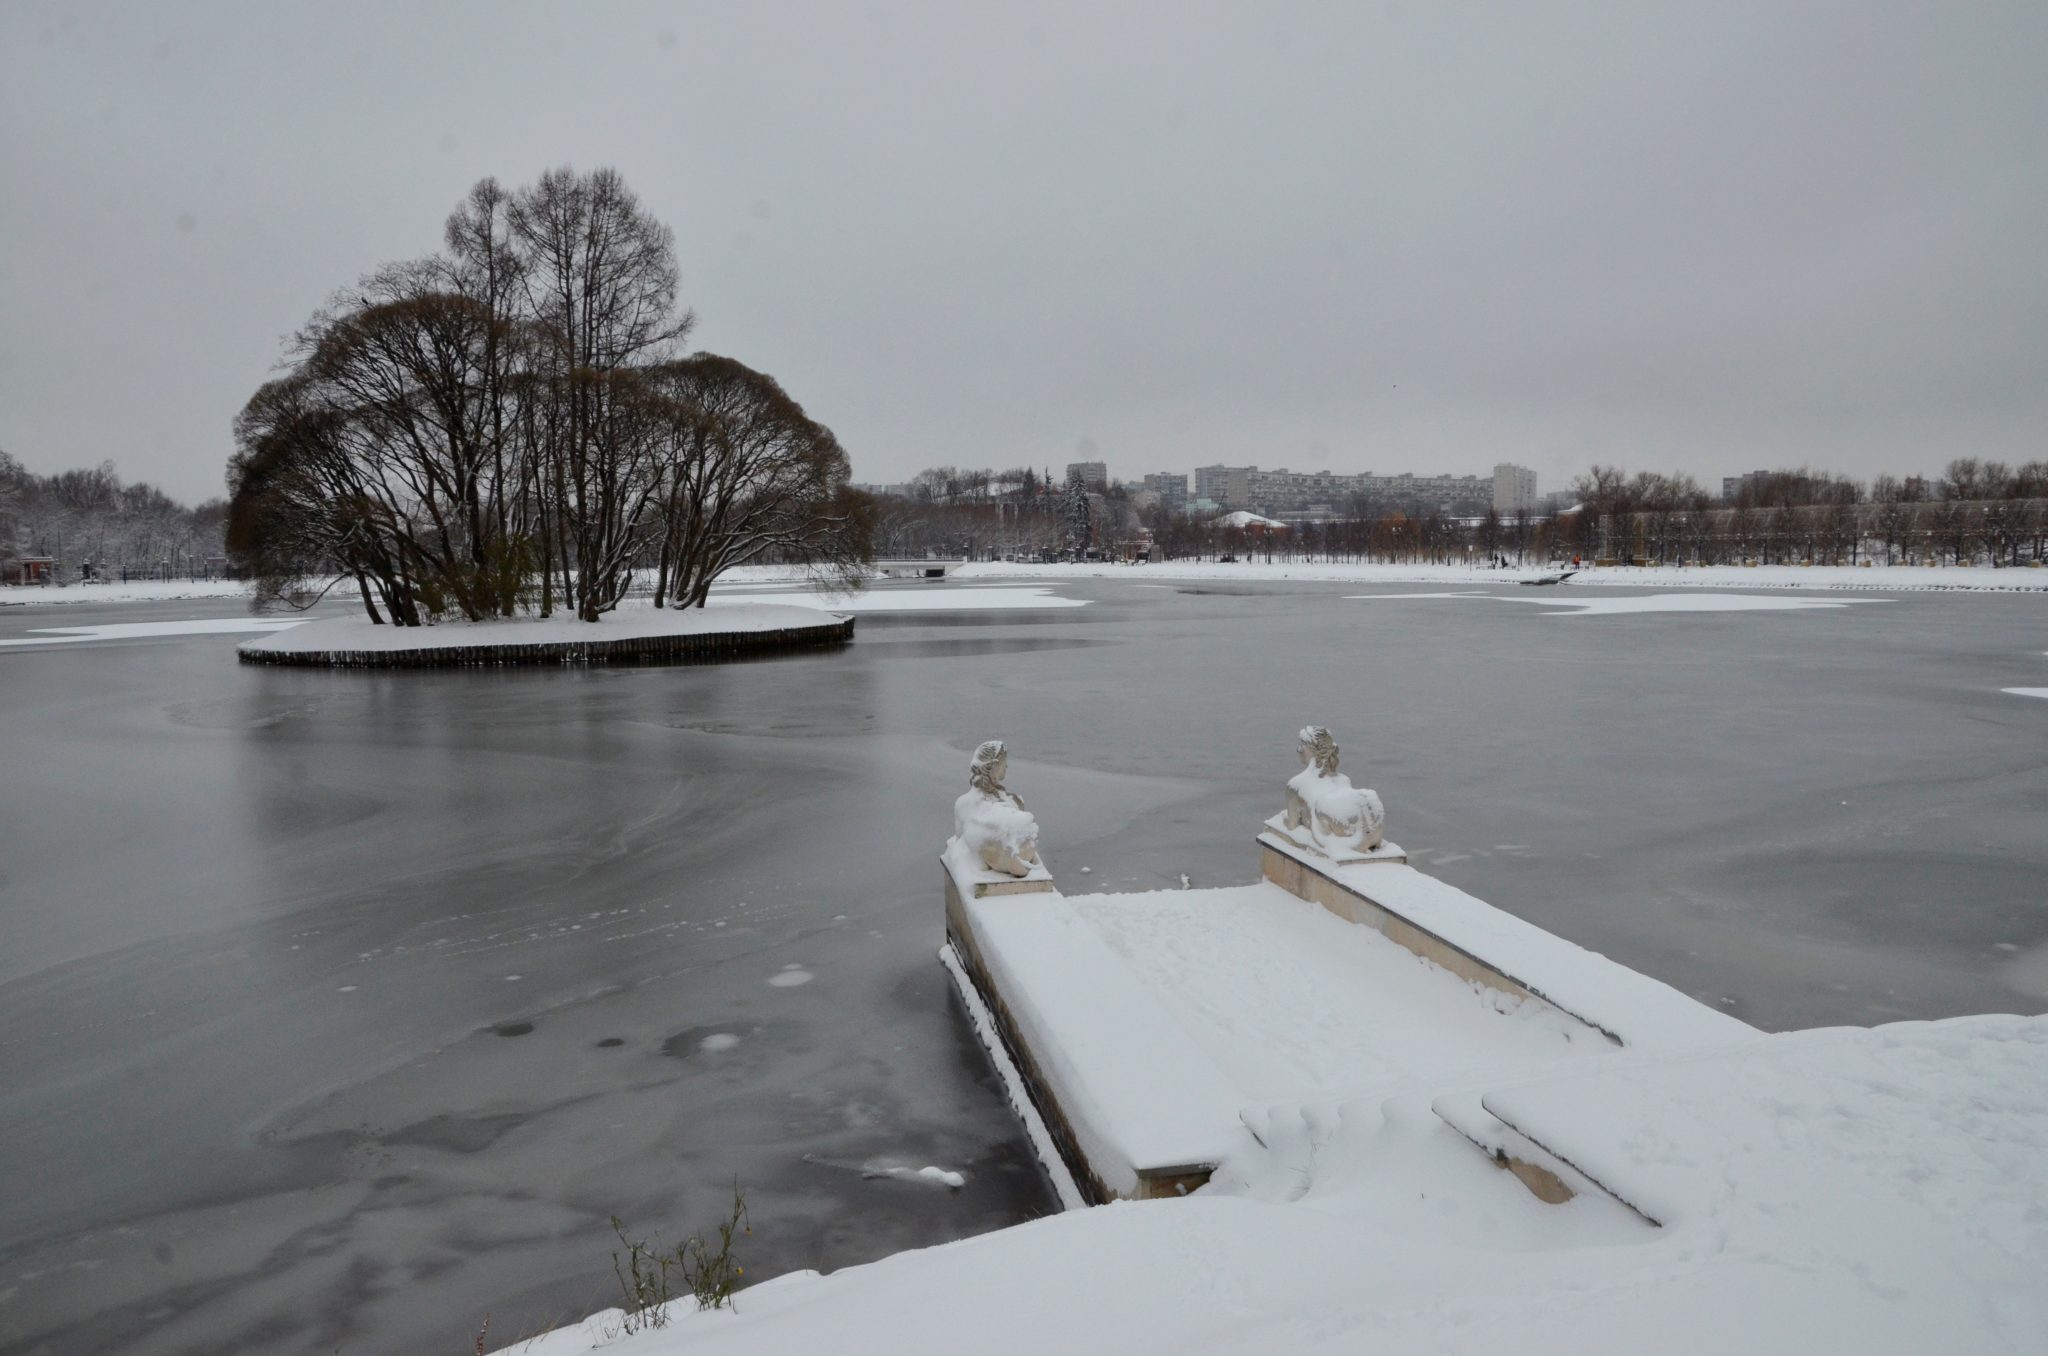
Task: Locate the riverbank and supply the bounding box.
[952,559,2048,592]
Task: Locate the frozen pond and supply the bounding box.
[2,577,2045,1354]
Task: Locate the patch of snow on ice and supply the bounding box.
[706,585,1086,613]
[768,966,814,988]
[2003,687,2048,700]
[0,617,303,647]
[1348,591,1874,616]
[699,1033,742,1053]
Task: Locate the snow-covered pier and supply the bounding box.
[943,726,1757,1208]
[504,730,2048,1353]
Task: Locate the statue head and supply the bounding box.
[969,740,1010,795]
[1297,725,1340,776]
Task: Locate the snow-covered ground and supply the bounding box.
[505,1010,2048,1355]
[237,600,841,656]
[0,579,251,605]
[952,559,2048,592]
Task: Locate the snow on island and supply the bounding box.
[235,601,852,667]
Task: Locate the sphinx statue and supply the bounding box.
[952,740,1043,878]
[1281,726,1385,857]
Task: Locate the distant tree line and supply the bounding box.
[0,449,227,584]
[226,168,873,626]
[858,457,2048,569]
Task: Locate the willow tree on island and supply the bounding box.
[227,167,871,625]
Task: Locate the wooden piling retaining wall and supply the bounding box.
[237,616,855,668]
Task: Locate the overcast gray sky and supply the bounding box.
[3,0,2044,505]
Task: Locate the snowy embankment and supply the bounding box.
[507,1011,2048,1356]
[952,559,2048,593]
[0,579,252,606]
[236,600,848,666]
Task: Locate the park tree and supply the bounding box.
[1062,467,1092,552]
[644,353,872,609]
[226,166,869,624]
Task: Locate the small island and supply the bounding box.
[223,168,874,668]
[236,598,852,668]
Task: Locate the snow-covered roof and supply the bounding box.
[1215,509,1288,529]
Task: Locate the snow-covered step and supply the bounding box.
[1430,1087,1657,1220]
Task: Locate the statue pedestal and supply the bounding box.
[942,838,1054,900]
[1260,814,1407,866]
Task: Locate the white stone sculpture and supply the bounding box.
[1282,725,1386,857]
[953,740,1043,878]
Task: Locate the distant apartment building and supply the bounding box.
[1247,468,1365,513]
[1721,471,1774,502]
[1065,461,1109,491]
[1492,463,1538,514]
[1366,472,1491,513]
[1172,463,1493,517]
[1193,464,1252,510]
[1141,472,1188,513]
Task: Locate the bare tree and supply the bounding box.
[508,167,695,620]
[645,354,872,608]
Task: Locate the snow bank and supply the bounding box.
[951,559,2048,593]
[1478,1018,2048,1315]
[236,600,845,662]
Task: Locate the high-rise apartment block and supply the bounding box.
[1141,473,1188,512]
[1492,463,1538,513]
[1193,465,1253,510]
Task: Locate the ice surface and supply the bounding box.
[0,617,302,646]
